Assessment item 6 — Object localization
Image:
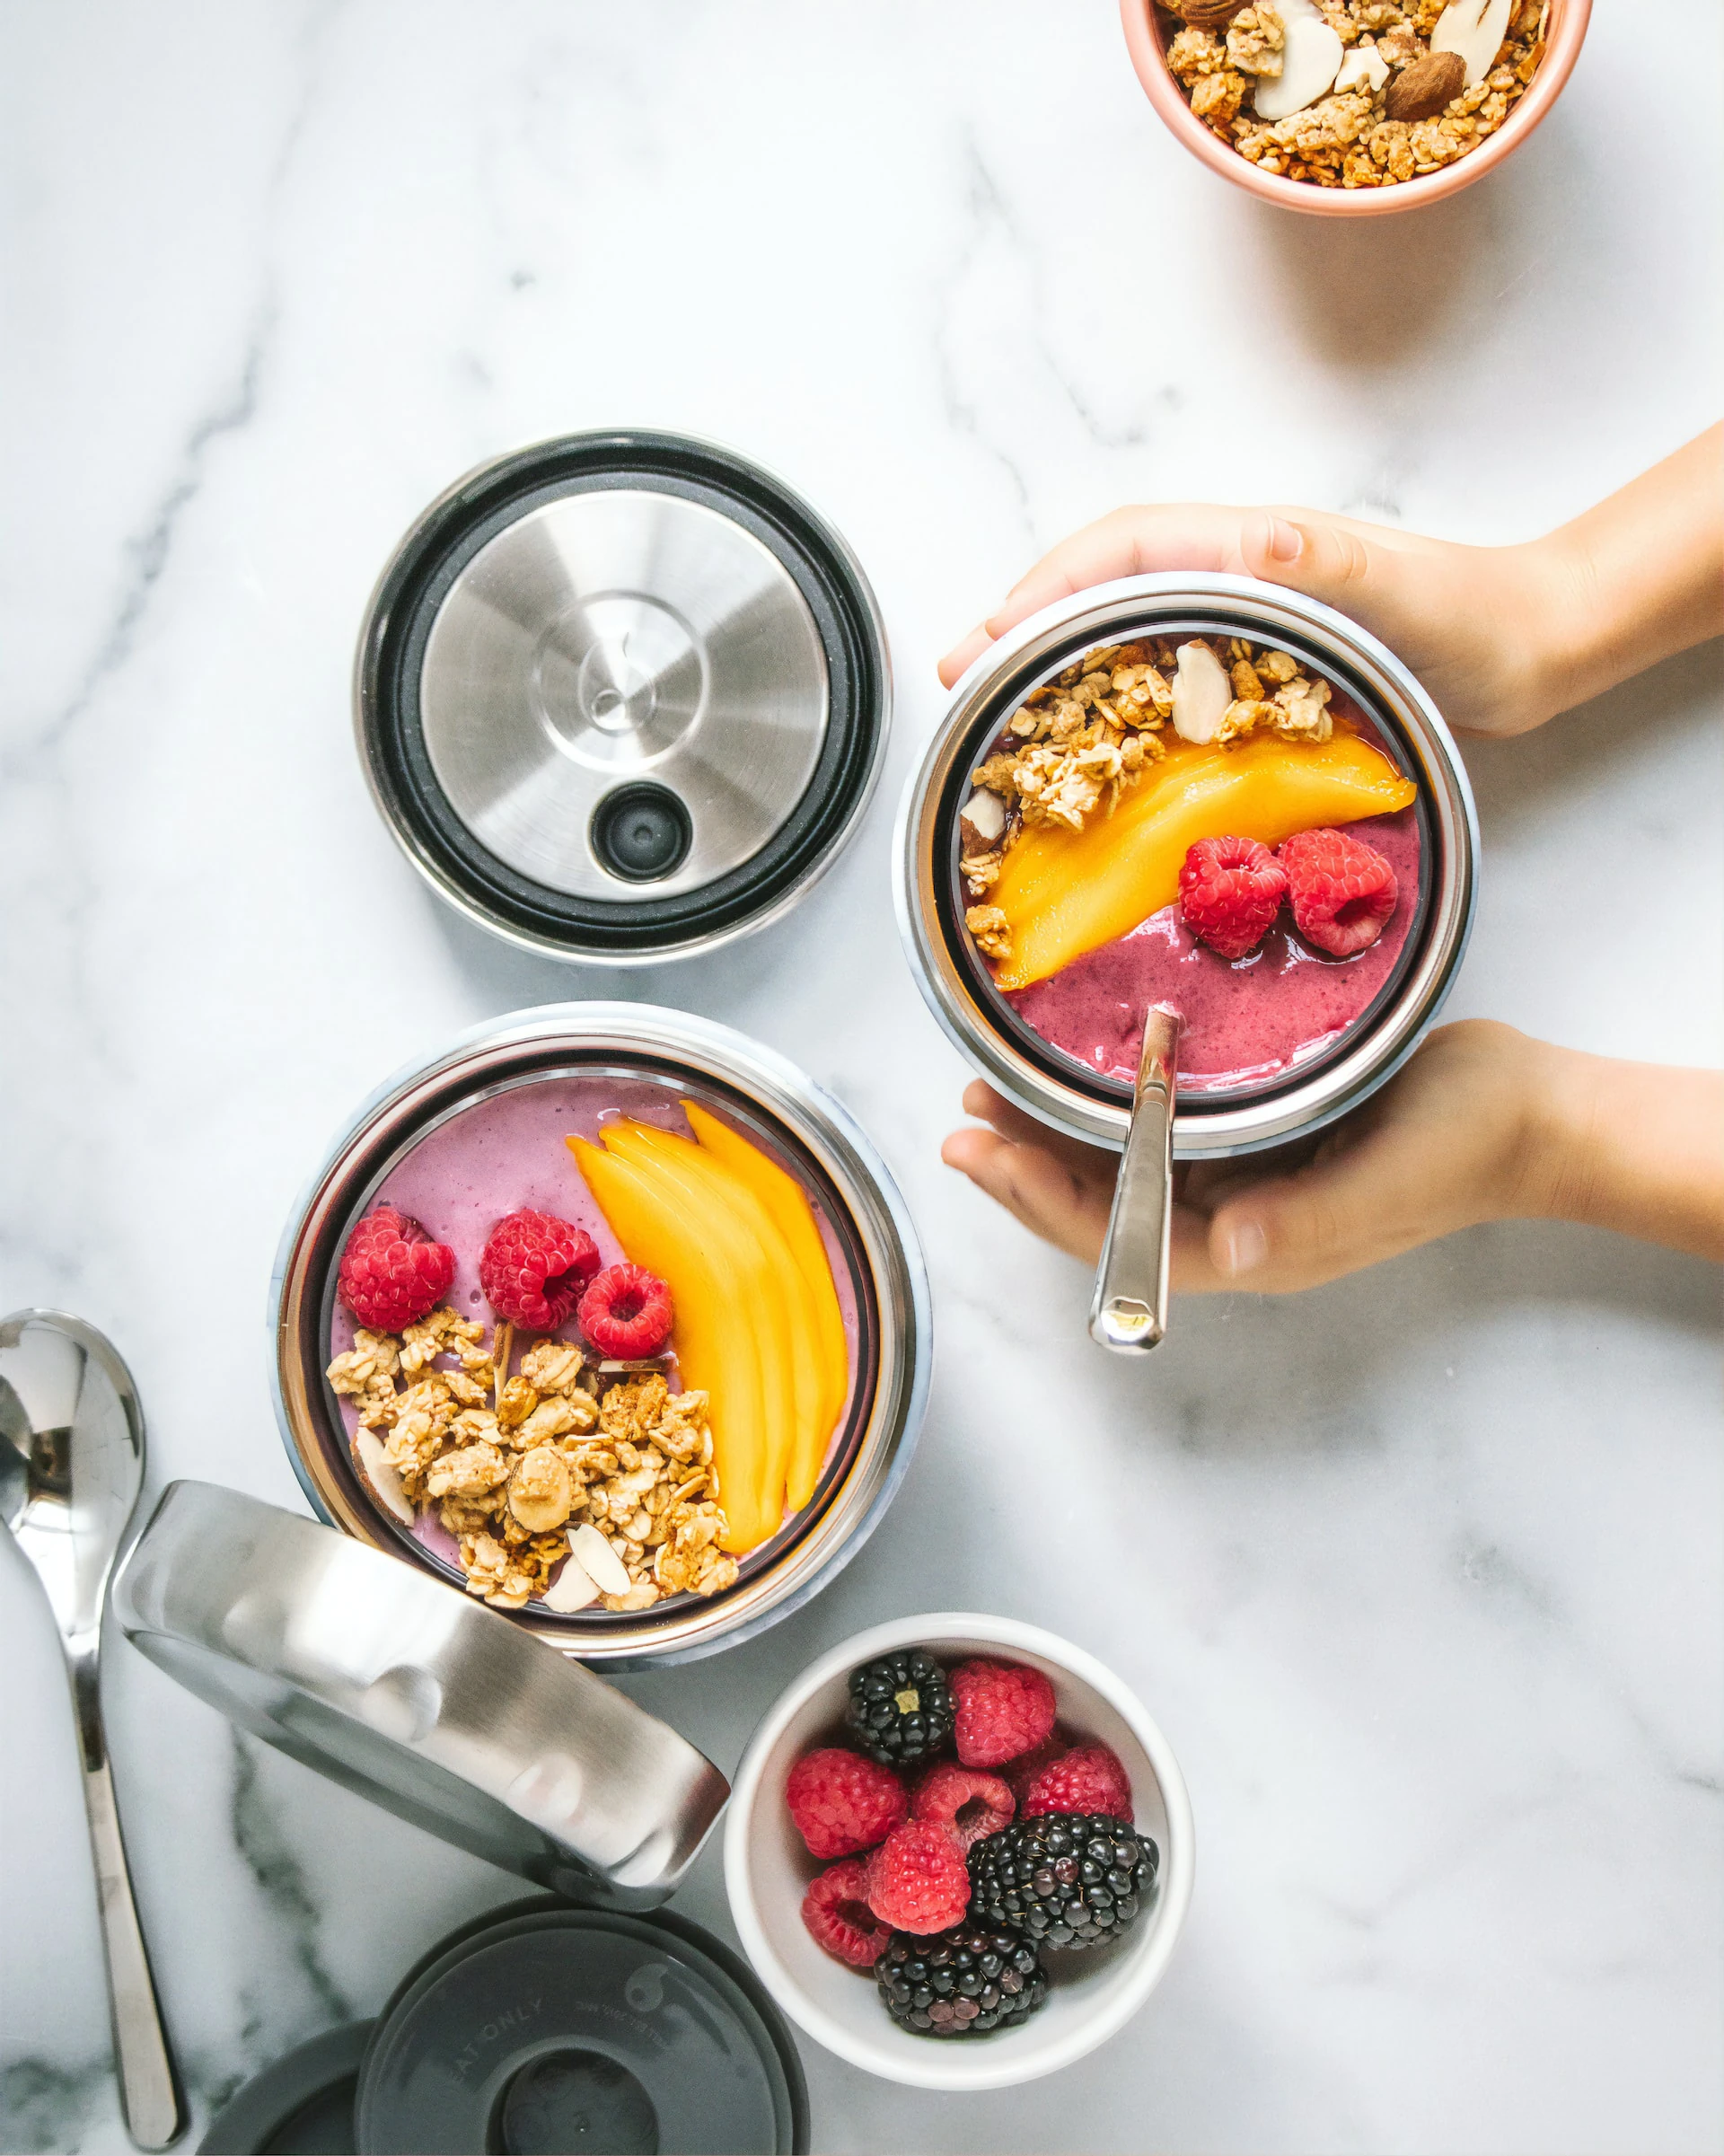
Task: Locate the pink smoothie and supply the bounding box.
[327,1075,862,1585]
[1006,807,1421,1094]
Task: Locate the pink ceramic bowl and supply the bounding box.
[1121,0,1590,215]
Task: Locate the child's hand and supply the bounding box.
[940,1023,1724,1289]
[938,506,1552,738]
[938,427,1723,739]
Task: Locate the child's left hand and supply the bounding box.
[942,1022,1565,1293]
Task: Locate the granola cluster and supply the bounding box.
[327,1307,740,1612]
[962,634,1337,965]
[1162,0,1547,189]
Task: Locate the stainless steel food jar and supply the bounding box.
[356,432,890,965]
[271,1004,930,1667]
[895,572,1478,1162]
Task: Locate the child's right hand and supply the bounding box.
[939,504,1557,738]
[938,426,1723,741]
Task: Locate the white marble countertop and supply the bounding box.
[3,4,1720,2151]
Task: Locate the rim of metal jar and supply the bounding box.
[268,1003,932,1668]
[353,430,893,968]
[893,572,1479,1157]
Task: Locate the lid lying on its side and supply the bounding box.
[357,1900,808,2155]
[356,430,891,964]
[199,2023,374,2156]
[112,1482,728,1908]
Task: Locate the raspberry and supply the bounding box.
[1278,826,1399,957]
[910,1764,1015,1853]
[478,1210,601,1331]
[578,1263,673,1358]
[786,1747,908,1860]
[1019,1742,1134,1824]
[802,1858,893,1968]
[337,1208,455,1333]
[865,1821,972,1934]
[1001,1736,1065,1802]
[1178,834,1289,960]
[950,1659,1057,1770]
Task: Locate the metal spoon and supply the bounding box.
[1088,1006,1182,1352]
[0,1309,185,2148]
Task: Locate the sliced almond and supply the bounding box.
[1253,0,1343,119]
[1384,46,1465,119]
[1171,642,1234,745]
[568,1521,632,1597]
[1430,0,1510,85]
[353,1428,415,1528]
[541,1551,600,1613]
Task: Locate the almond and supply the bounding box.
[960,788,1006,852]
[1168,0,1249,26]
[1171,642,1233,745]
[352,1427,415,1528]
[1383,47,1465,121]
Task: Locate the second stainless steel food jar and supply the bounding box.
[271,1003,931,1666]
[895,571,1479,1163]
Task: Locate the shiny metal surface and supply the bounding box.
[355,432,893,968]
[0,1311,185,2151]
[895,572,1479,1160]
[420,489,831,898]
[112,1482,729,1907]
[270,1005,932,1668]
[1088,1008,1180,1353]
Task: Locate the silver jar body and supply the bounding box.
[895,573,1479,1157]
[270,1003,931,1668]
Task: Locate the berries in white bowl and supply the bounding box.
[724,1614,1193,2090]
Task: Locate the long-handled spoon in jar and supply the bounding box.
[0,1309,185,2148]
[1088,1005,1183,1352]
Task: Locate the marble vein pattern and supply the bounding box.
[2,4,1720,2152]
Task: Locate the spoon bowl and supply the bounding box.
[0,1309,185,2149]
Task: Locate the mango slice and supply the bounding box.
[600,1121,815,1542]
[567,1136,774,1554]
[990,731,1417,990]
[682,1101,849,1507]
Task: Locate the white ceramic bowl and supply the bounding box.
[724,1614,1195,2090]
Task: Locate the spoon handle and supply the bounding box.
[1088,1005,1181,1352]
[67,1652,186,2150]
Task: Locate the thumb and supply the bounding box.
[1236,509,1425,654]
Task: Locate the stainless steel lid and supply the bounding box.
[270,1004,932,1668]
[356,432,891,964]
[895,572,1479,1159]
[113,1483,729,1909]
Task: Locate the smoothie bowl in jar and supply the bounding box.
[896,574,1476,1339]
[272,1005,930,1665]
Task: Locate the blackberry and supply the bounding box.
[845,1649,954,1768]
[875,1923,1047,2038]
[967,1812,1157,1949]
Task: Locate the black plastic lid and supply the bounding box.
[198,2022,374,2156]
[200,1901,807,2156]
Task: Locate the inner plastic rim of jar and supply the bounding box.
[895,573,1477,1160]
[270,1006,930,1667]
